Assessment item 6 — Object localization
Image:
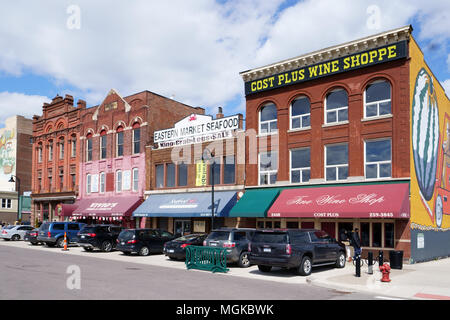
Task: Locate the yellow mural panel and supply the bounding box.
[410,37,450,231]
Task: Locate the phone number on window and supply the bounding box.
[369,212,394,218]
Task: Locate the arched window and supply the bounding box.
[100,130,107,160]
[116,126,124,157]
[364,80,391,118]
[325,89,348,124]
[132,122,141,154]
[59,137,65,160]
[37,143,43,163]
[290,96,310,129]
[70,134,77,158]
[259,103,277,134]
[86,133,93,162]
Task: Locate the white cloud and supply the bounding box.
[0,92,50,126]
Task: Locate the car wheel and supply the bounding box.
[139,246,150,256]
[435,195,443,228]
[56,237,65,248]
[83,247,94,252]
[122,251,131,255]
[298,256,312,276]
[101,241,113,252]
[45,242,55,247]
[258,265,272,273]
[11,234,20,241]
[336,251,346,268]
[238,251,251,268]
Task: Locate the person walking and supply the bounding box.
[350,228,362,261]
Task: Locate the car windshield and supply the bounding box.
[175,234,201,242]
[207,231,231,241]
[252,232,288,244]
[80,227,96,233]
[119,230,135,241]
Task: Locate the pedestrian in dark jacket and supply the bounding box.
[350,228,362,260]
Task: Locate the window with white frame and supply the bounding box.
[291,148,310,183]
[291,97,310,129]
[259,151,278,185]
[132,127,141,154]
[100,172,105,193]
[37,145,43,163]
[259,103,277,134]
[325,89,348,124]
[116,170,122,192]
[1,199,12,209]
[364,80,391,118]
[100,133,107,160]
[71,135,77,158]
[365,139,391,179]
[116,129,124,157]
[86,174,92,194]
[86,137,93,162]
[325,144,348,181]
[48,142,53,161]
[59,139,64,160]
[132,168,139,192]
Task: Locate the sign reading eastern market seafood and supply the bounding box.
[245,40,407,95]
[154,114,240,149]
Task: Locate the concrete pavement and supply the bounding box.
[1,240,449,300]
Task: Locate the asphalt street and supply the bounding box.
[0,242,381,300]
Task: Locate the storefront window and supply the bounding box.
[223,156,235,184]
[291,96,310,129]
[365,139,391,179]
[384,223,395,248]
[291,148,310,183]
[166,163,176,188]
[372,223,382,247]
[325,144,348,181]
[156,164,164,188]
[364,80,391,118]
[259,103,277,134]
[325,89,348,124]
[360,222,370,247]
[259,151,277,185]
[286,221,299,229]
[177,163,188,187]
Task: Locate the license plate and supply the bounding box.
[81,235,85,239]
[24,237,29,240]
[263,248,271,253]
[168,249,174,253]
[210,243,217,246]
[121,242,125,245]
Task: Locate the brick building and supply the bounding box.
[31,95,85,224]
[62,89,204,228]
[231,26,450,263]
[0,115,33,224]
[133,108,245,235]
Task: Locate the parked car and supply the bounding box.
[248,229,346,276]
[116,229,176,256]
[24,228,41,245]
[77,224,124,252]
[0,225,35,241]
[163,233,208,260]
[203,228,255,268]
[37,222,86,248]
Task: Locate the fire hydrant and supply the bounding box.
[379,263,391,282]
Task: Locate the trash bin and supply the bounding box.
[389,250,403,269]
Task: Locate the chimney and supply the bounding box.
[216,107,224,119]
[77,99,86,109]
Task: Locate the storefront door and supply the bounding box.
[174,220,191,237]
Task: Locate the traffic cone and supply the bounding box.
[62,232,69,251]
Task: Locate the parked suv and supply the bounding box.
[77,224,123,252]
[116,229,175,256]
[248,229,346,276]
[37,222,86,248]
[203,228,255,268]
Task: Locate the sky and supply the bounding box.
[0,0,449,127]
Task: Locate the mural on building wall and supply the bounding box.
[0,128,16,190]
[410,43,450,232]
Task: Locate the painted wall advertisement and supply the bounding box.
[0,120,16,192]
[410,38,450,261]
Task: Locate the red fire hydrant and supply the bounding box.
[379,263,391,282]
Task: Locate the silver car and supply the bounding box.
[1,225,35,241]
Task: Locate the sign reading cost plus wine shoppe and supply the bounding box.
[244,40,408,95]
[154,114,240,149]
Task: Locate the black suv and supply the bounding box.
[249,229,346,276]
[77,224,124,252]
[116,229,175,256]
[203,228,255,268]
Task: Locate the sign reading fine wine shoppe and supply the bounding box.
[154,114,240,149]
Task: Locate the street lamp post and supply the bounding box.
[202,148,215,231]
[8,175,21,222]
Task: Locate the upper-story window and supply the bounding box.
[223,155,236,184]
[116,170,122,192]
[209,158,221,186]
[116,127,124,157]
[177,163,188,187]
[365,139,391,179]
[291,97,311,129]
[156,164,164,188]
[86,134,93,162]
[259,151,278,185]
[259,103,277,135]
[132,124,141,154]
[166,163,176,188]
[100,172,105,193]
[59,138,64,160]
[37,144,43,163]
[290,148,311,183]
[100,131,107,160]
[325,89,348,124]
[132,168,139,192]
[364,80,391,118]
[48,141,53,161]
[71,135,77,158]
[325,143,348,181]
[86,174,92,194]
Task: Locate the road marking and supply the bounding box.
[375,296,405,300]
[414,293,450,300]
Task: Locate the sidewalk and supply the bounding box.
[1,240,449,299]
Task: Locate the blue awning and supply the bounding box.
[132,191,237,218]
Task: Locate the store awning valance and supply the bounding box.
[70,196,142,217]
[132,191,237,218]
[229,188,280,218]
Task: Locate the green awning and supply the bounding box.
[229,189,280,218]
